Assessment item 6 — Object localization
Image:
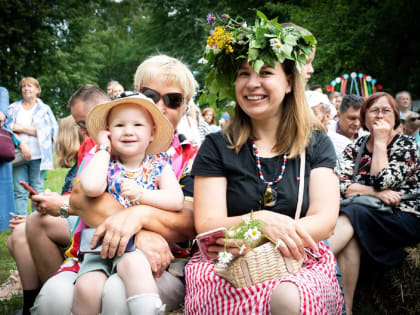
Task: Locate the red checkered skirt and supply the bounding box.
[185,241,343,314]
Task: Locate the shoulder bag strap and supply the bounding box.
[295,150,306,220]
[351,136,369,182]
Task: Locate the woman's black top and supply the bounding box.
[191,130,337,218]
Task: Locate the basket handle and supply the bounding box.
[240,260,252,287]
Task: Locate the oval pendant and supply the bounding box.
[264,186,277,207]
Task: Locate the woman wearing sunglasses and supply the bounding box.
[184,13,343,314]
[31,55,199,315]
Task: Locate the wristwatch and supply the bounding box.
[59,200,69,218]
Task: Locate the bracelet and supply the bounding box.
[95,144,111,154]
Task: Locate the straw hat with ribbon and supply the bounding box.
[86,92,174,155]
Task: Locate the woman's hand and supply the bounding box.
[19,143,32,161]
[255,210,318,261]
[375,189,402,206]
[371,119,393,145]
[207,237,250,260]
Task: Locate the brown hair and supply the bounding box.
[67,84,110,112]
[19,77,41,97]
[55,115,82,168]
[225,60,324,158]
[202,107,216,125]
[360,92,401,131]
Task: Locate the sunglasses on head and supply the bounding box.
[140,87,183,109]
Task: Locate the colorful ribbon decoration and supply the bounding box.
[326,72,382,97]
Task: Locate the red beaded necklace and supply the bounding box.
[252,141,288,206]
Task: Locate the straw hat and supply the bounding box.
[86,93,174,155]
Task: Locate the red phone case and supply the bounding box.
[18,181,38,195]
[196,227,227,261]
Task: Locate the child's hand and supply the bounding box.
[120,179,143,202]
[97,130,111,147]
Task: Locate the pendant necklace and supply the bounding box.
[252,141,287,207]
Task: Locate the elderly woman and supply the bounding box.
[9,77,58,215]
[185,12,343,314]
[329,92,420,314]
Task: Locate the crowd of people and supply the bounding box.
[0,11,419,315]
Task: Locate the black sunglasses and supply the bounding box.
[140,87,183,109]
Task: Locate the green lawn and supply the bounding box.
[0,167,68,314]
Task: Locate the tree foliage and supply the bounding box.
[0,0,418,118]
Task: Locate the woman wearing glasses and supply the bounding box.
[329,92,420,314]
[185,13,343,314]
[9,77,58,215]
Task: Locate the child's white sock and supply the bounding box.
[127,293,165,315]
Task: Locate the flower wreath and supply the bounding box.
[199,11,316,103]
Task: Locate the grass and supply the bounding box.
[0,166,68,314]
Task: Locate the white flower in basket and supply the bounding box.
[214,215,304,288]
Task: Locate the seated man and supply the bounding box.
[329,94,364,142]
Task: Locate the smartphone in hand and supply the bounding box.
[79,228,136,256]
[196,227,227,261]
[18,181,38,195]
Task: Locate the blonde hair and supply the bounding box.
[19,77,41,97]
[225,60,324,158]
[55,115,81,168]
[134,55,198,103]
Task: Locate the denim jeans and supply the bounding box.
[12,159,45,215]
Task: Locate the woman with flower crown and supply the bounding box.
[185,12,344,314]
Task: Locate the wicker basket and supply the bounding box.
[214,241,304,288]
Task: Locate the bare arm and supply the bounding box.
[12,123,37,136]
[79,151,110,197]
[296,167,340,241]
[70,181,193,240]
